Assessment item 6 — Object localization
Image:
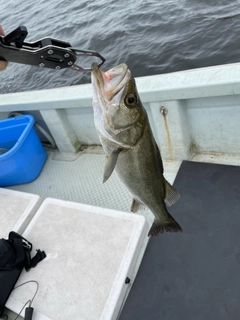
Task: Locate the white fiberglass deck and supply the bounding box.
[3,148,180,320]
[0,188,41,238]
[3,151,240,320]
[6,198,148,320]
[6,147,240,211]
[6,147,240,228]
[6,148,181,215]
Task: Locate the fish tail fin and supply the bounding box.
[148,214,182,237]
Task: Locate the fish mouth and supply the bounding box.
[91,62,131,102]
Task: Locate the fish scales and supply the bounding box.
[91,62,182,236]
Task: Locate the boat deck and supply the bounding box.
[2,148,240,319]
[6,148,240,212]
[120,159,240,320]
[6,147,180,213]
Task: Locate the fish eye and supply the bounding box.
[125,94,137,107]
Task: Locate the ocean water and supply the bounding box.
[1,0,240,93]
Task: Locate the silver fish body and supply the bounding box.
[91,63,182,236]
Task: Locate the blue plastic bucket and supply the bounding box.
[0,115,47,187]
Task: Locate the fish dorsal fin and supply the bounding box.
[103,148,122,183]
[164,178,180,207]
[130,198,146,213]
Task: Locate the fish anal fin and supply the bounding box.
[148,215,182,237]
[103,148,122,183]
[164,178,180,207]
[130,199,146,213]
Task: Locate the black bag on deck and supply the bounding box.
[0,231,46,316]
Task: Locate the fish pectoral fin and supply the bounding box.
[130,199,146,213]
[103,148,122,183]
[164,178,180,207]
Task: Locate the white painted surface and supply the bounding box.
[163,160,182,184]
[150,100,191,160]
[1,62,240,159]
[6,150,180,222]
[40,109,81,152]
[0,63,240,160]
[1,62,240,112]
[191,152,240,166]
[187,101,240,154]
[6,198,149,320]
[0,188,41,238]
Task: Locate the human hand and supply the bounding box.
[0,25,8,71]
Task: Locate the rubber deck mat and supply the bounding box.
[120,160,240,320]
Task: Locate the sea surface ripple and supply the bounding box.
[1,0,240,93]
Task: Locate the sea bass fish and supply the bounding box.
[91,63,182,236]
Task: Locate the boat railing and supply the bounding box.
[1,62,240,160]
